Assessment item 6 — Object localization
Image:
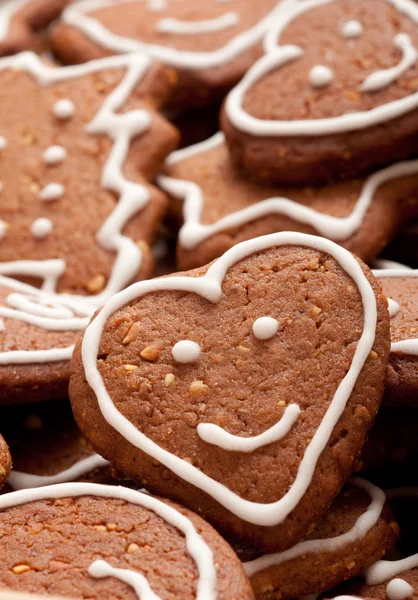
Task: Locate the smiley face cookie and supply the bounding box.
[50,0,285,110]
[0,51,178,299]
[159,133,418,271]
[0,483,253,599]
[244,479,398,600]
[0,0,69,56]
[222,0,418,184]
[69,232,390,552]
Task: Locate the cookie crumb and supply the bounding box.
[93,525,107,532]
[164,373,175,386]
[124,364,139,372]
[86,273,106,294]
[0,464,5,476]
[369,350,379,359]
[127,543,140,553]
[346,560,356,570]
[140,345,160,361]
[189,380,208,395]
[106,523,117,531]
[310,306,322,317]
[278,400,287,407]
[137,239,150,253]
[122,322,142,344]
[12,565,31,575]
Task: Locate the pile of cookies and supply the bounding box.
[1,0,418,599]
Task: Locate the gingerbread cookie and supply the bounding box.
[158,133,418,271]
[244,479,398,600]
[0,0,69,57]
[70,232,390,552]
[50,0,285,110]
[0,400,115,491]
[0,482,253,599]
[0,51,178,298]
[222,0,418,184]
[372,265,418,406]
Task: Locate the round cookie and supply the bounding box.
[336,560,418,600]
[0,434,11,491]
[373,266,418,406]
[0,400,116,492]
[50,0,285,111]
[0,51,178,298]
[70,232,390,552]
[244,479,398,600]
[222,0,418,185]
[158,133,418,270]
[0,482,254,599]
[0,0,69,57]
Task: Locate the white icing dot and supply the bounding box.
[309,65,334,88]
[342,20,363,39]
[42,145,67,165]
[253,317,279,340]
[53,99,75,120]
[172,340,201,363]
[30,218,53,239]
[0,136,7,150]
[386,579,414,600]
[39,183,65,201]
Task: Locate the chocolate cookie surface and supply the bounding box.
[0,483,253,599]
[222,0,418,184]
[70,233,390,552]
[50,0,284,110]
[159,133,418,270]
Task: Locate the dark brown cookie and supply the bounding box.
[334,564,418,600]
[0,400,117,492]
[0,483,253,599]
[50,0,284,111]
[244,479,398,600]
[373,266,418,406]
[69,233,390,552]
[158,133,418,271]
[222,0,418,184]
[0,0,69,57]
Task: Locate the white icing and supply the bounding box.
[42,146,67,165]
[0,258,67,293]
[341,20,363,39]
[0,482,217,599]
[39,182,65,201]
[388,298,400,318]
[252,316,279,340]
[30,218,53,239]
[0,318,4,332]
[7,454,110,490]
[197,403,301,452]
[226,0,418,137]
[81,231,378,525]
[171,340,201,363]
[157,12,240,35]
[373,259,412,270]
[374,268,418,355]
[61,0,292,70]
[89,561,161,600]
[147,0,167,11]
[157,132,418,251]
[361,34,418,93]
[367,555,418,585]
[0,136,7,150]
[309,65,334,88]
[53,98,75,120]
[386,579,414,600]
[244,478,385,575]
[0,0,30,42]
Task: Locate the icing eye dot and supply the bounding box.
[386,579,414,600]
[342,20,363,39]
[43,145,67,165]
[30,218,53,239]
[0,136,7,150]
[172,340,201,363]
[53,99,75,120]
[253,317,279,340]
[309,65,334,88]
[39,183,65,201]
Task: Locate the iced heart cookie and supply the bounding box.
[50,0,284,110]
[0,51,178,298]
[0,0,69,56]
[222,0,418,185]
[244,479,398,600]
[69,232,390,551]
[158,133,418,271]
[0,401,115,491]
[373,265,418,406]
[0,482,253,599]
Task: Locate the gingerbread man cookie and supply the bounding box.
[50,0,285,110]
[159,133,418,271]
[70,232,390,551]
[222,0,418,184]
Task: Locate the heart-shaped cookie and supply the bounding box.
[70,233,390,551]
